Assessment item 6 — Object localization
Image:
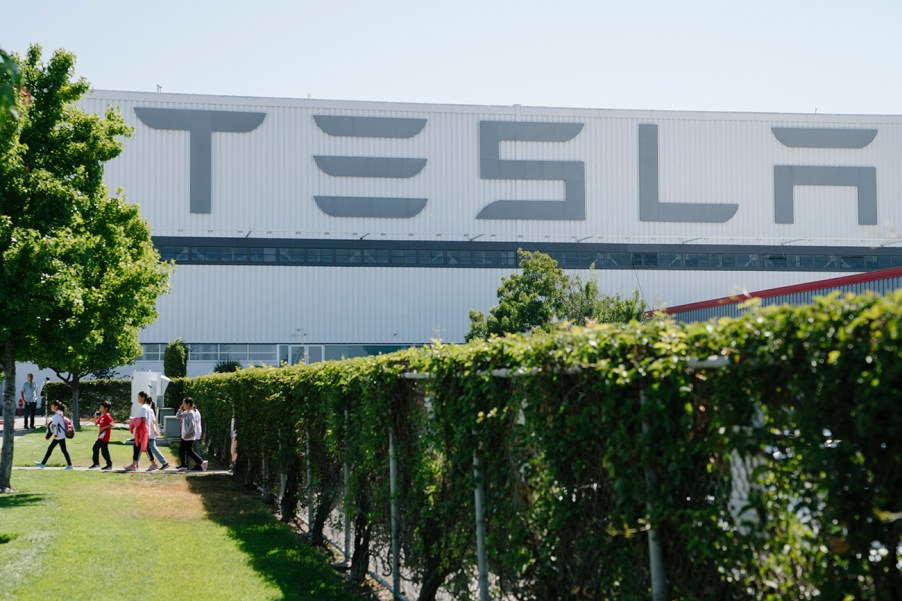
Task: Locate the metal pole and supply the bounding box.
[389,428,401,599]
[343,408,351,561]
[641,389,667,601]
[473,447,490,601]
[306,426,314,545]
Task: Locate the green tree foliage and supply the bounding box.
[466,250,570,340]
[0,48,20,125]
[213,360,242,373]
[466,250,647,340]
[0,45,166,490]
[164,339,189,378]
[29,190,170,425]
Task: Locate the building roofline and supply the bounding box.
[663,267,902,314]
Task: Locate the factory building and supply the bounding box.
[24,90,902,378]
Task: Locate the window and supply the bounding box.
[279,248,305,263]
[191,247,219,262]
[391,249,417,265]
[335,248,362,264]
[249,247,277,263]
[308,248,334,264]
[159,246,188,262]
[189,344,219,361]
[222,247,248,262]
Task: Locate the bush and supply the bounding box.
[213,360,242,373]
[178,291,902,600]
[163,339,188,378]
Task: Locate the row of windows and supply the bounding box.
[138,343,407,364]
[157,244,902,272]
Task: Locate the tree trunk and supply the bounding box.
[311,489,337,547]
[280,457,301,523]
[71,375,81,430]
[349,493,372,586]
[0,339,18,492]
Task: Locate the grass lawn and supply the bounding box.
[0,430,363,601]
[7,424,180,469]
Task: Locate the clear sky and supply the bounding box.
[2,0,901,115]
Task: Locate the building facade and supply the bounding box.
[44,90,902,376]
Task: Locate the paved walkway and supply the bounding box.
[11,466,231,474]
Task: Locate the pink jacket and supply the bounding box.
[129,417,148,452]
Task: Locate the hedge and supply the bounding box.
[180,291,902,601]
[44,379,132,423]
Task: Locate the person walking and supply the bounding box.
[125,392,150,472]
[35,375,48,423]
[175,398,206,472]
[21,373,37,429]
[88,401,114,471]
[142,393,169,471]
[34,400,73,469]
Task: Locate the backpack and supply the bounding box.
[63,416,75,439]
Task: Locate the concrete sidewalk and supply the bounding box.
[12,465,231,475]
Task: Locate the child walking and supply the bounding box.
[142,393,169,471]
[89,401,114,470]
[34,400,73,469]
[175,397,207,472]
[125,392,150,472]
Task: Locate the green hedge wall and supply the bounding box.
[181,291,902,601]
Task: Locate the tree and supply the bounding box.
[28,191,170,427]
[0,48,20,125]
[466,250,648,341]
[164,339,189,378]
[0,45,164,491]
[466,250,570,340]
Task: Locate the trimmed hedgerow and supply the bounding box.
[181,291,902,601]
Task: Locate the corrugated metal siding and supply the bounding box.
[74,91,902,346]
[671,274,902,323]
[143,266,826,344]
[81,92,902,247]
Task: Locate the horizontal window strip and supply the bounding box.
[152,236,902,273]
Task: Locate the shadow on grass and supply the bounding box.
[0,493,47,508]
[187,475,362,601]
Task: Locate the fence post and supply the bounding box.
[306,425,314,545]
[344,407,352,562]
[388,427,401,599]
[473,444,490,601]
[641,388,668,601]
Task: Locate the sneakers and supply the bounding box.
[101,465,113,471]
[88,464,100,469]
[176,466,188,472]
[33,461,45,469]
[123,465,138,472]
[160,462,170,470]
[201,460,208,472]
[64,466,74,470]
[146,464,159,472]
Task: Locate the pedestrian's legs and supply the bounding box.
[41,439,60,464]
[58,440,72,466]
[147,439,166,464]
[179,439,190,467]
[187,439,205,467]
[100,441,112,467]
[25,403,36,429]
[132,443,142,464]
[92,439,102,465]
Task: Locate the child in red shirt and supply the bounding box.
[89,401,114,471]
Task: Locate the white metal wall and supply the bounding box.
[69,91,902,349]
[80,91,902,247]
[141,265,825,344]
